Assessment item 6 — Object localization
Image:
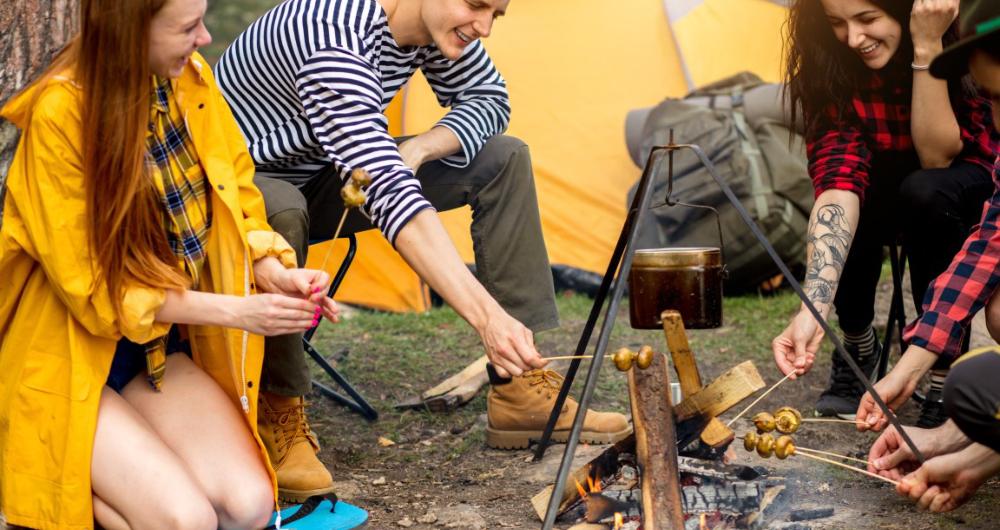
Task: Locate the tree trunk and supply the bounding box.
[0,0,78,193]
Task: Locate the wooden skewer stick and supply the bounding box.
[545,346,655,371]
[802,418,864,426]
[545,355,612,361]
[796,446,869,466]
[793,450,898,486]
[725,372,795,427]
[316,209,351,275]
[741,417,861,428]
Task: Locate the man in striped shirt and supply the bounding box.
[216,0,629,501]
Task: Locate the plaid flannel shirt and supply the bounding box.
[904,158,1000,359]
[808,72,998,202]
[142,76,212,390]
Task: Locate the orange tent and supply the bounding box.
[308,0,790,312]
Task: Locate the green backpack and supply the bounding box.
[628,72,814,292]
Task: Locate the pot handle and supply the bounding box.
[654,197,729,277]
[651,129,728,276]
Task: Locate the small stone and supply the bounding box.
[420,439,433,446]
[396,516,414,527]
[372,476,387,485]
[417,512,438,524]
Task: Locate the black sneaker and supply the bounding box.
[916,387,947,428]
[814,342,880,420]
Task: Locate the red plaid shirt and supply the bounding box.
[808,72,998,202]
[904,158,1000,358]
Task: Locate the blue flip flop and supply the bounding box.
[265,495,368,530]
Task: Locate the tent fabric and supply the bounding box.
[308,0,788,312]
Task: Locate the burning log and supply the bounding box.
[530,435,635,520]
[627,350,685,529]
[564,458,786,528]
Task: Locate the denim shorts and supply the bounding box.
[106,326,192,393]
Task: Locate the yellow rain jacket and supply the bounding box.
[0,53,295,530]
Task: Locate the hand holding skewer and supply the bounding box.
[310,169,373,328]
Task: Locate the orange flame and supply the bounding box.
[614,512,624,529]
[587,474,603,493]
[573,478,588,500]
[699,513,708,530]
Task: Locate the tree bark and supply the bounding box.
[0,0,78,192]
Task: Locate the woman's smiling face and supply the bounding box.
[821,0,903,70]
[148,0,212,78]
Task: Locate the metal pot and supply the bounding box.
[628,247,724,329]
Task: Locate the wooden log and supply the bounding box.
[661,310,702,398]
[674,361,766,421]
[660,310,734,447]
[422,355,487,399]
[627,351,684,529]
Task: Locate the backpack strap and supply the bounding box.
[728,86,770,221]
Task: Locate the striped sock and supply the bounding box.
[928,369,948,397]
[843,326,877,361]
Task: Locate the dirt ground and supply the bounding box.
[305,276,1000,530]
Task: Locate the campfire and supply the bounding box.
[531,312,791,529]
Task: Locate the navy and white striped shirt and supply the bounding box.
[215,0,510,243]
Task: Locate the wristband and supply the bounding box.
[911,62,931,71]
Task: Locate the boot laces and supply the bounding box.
[526,369,565,398]
[265,400,319,457]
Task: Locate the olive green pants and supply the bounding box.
[254,135,559,396]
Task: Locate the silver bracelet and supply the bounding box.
[911,62,931,71]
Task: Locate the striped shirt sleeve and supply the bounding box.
[295,46,433,244]
[421,41,510,167]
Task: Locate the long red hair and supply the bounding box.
[27,0,188,322]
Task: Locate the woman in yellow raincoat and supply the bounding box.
[0,0,339,528]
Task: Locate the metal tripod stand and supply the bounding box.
[536,135,925,529]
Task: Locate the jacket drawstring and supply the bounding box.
[240,251,250,413]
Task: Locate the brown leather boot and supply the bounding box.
[486,369,631,449]
[258,393,334,502]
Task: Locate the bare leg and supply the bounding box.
[90,387,218,530]
[121,354,274,530]
[92,495,129,530]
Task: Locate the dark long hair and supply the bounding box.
[784,0,970,136]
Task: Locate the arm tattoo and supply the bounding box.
[804,204,853,307]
